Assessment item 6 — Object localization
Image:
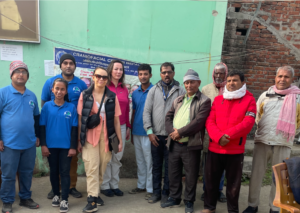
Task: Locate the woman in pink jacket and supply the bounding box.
[100,60,131,197]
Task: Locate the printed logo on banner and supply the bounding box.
[73,86,81,93]
[55,50,67,64]
[29,100,35,108]
[64,111,72,119]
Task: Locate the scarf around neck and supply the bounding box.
[213,63,228,95]
[223,84,247,100]
[272,85,300,142]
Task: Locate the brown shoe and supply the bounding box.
[200,209,216,213]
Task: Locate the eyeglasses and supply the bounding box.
[14,70,28,75]
[94,74,108,80]
[160,71,174,75]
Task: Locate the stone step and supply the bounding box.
[244,139,300,157]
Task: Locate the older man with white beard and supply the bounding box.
[243,65,300,213]
[201,62,228,203]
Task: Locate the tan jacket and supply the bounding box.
[255,87,300,148]
[201,83,220,152]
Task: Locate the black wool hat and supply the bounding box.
[60,54,76,68]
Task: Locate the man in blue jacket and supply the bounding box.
[0,61,40,213]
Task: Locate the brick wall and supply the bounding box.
[222,1,300,100]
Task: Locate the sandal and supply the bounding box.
[218,191,227,203]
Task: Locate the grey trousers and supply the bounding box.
[247,142,291,211]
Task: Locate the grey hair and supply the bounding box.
[276,66,294,77]
[215,63,226,70]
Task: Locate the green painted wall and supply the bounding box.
[0,0,227,174]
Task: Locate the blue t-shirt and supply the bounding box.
[0,85,39,150]
[41,74,87,108]
[132,83,153,136]
[40,100,78,149]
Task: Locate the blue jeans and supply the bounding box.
[151,135,169,196]
[0,145,36,204]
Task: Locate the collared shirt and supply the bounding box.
[132,83,153,136]
[173,94,195,142]
[107,82,131,128]
[40,100,78,149]
[0,84,39,149]
[41,74,87,108]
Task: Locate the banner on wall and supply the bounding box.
[54,47,141,119]
[54,47,140,87]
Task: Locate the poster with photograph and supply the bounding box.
[0,0,40,43]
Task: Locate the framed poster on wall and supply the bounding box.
[0,0,40,43]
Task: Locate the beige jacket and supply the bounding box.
[201,83,220,152]
[255,87,300,148]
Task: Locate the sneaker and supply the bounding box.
[100,189,114,197]
[69,188,82,198]
[2,203,12,213]
[185,201,194,213]
[161,194,168,204]
[19,198,39,209]
[145,193,153,200]
[148,194,161,204]
[243,206,258,213]
[82,196,98,213]
[47,189,55,199]
[160,197,181,208]
[111,188,123,196]
[96,196,104,206]
[200,192,205,201]
[52,195,60,207]
[60,200,69,213]
[129,188,146,194]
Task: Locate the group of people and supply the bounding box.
[0,53,298,213]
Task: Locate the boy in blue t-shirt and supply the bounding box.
[40,78,78,213]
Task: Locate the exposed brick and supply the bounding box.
[261,34,272,38]
[284,7,294,11]
[270,23,280,30]
[293,44,300,49]
[261,15,269,21]
[278,2,289,7]
[289,11,300,15]
[242,20,251,24]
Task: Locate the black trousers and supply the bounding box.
[204,151,244,213]
[48,148,72,201]
[168,142,201,202]
[151,135,169,195]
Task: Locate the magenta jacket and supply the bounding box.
[107,82,131,129]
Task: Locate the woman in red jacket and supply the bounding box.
[100,60,131,197]
[201,71,256,213]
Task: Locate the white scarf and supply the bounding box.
[223,84,246,100]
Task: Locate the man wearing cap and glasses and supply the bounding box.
[143,62,185,204]
[41,54,87,199]
[164,69,211,213]
[0,61,40,213]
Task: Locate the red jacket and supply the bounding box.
[205,90,256,154]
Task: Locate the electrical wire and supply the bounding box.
[0,8,288,67]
